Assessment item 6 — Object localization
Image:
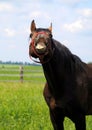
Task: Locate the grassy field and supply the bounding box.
[0,82,52,130]
[0,64,45,82]
[0,65,92,130]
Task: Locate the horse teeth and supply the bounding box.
[36,44,46,50]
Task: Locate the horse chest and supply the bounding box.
[47,88,74,108]
[49,95,76,116]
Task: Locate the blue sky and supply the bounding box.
[0,0,92,63]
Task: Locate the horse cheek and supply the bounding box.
[29,44,37,58]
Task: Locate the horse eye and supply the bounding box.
[30,33,33,38]
[49,34,52,38]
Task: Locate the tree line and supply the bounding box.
[0,60,33,65]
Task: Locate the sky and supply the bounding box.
[0,0,92,63]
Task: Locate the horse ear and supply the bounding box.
[48,23,52,33]
[30,20,36,33]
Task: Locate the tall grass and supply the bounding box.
[0,82,52,130]
[0,82,92,130]
[0,64,92,130]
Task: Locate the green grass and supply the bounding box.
[0,82,91,130]
[0,65,92,130]
[0,82,52,130]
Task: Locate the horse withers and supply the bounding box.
[29,20,92,130]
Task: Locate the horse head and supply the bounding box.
[29,20,54,63]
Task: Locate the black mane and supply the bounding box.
[48,39,86,75]
[42,39,88,99]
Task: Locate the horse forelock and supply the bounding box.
[36,28,50,32]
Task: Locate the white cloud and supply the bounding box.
[77,8,92,17]
[0,2,13,12]
[4,28,16,37]
[75,8,92,31]
[62,40,70,47]
[64,19,83,32]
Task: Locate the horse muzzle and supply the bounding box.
[35,42,47,54]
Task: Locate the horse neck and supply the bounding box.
[42,44,65,97]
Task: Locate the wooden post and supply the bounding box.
[19,65,23,83]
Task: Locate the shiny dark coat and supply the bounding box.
[41,39,92,130]
[29,28,92,130]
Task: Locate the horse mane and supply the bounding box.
[52,39,87,75]
[72,54,87,73]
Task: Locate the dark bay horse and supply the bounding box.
[29,20,92,130]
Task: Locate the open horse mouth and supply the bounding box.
[35,42,47,53]
[34,35,47,54]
